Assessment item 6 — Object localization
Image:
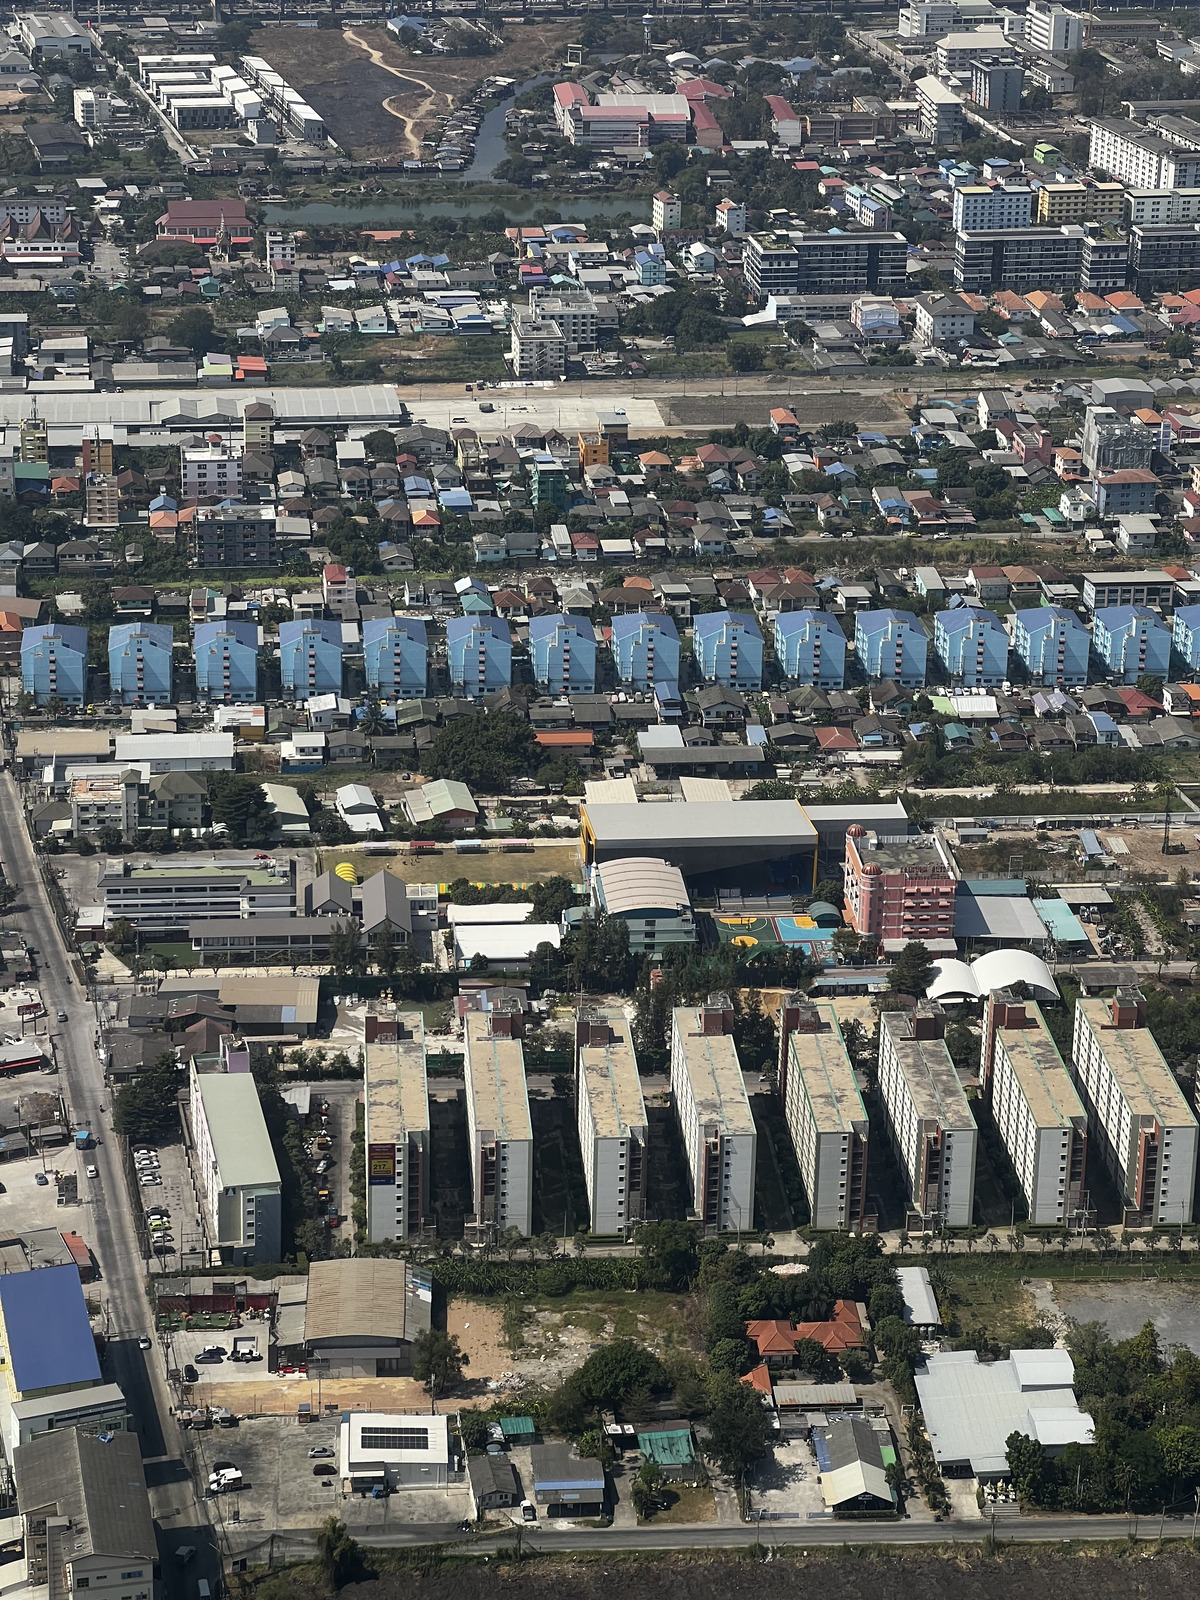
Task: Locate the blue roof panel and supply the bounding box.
[0,1264,101,1393]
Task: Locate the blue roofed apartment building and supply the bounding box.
[612,611,680,689]
[21,623,87,706]
[854,609,928,686]
[693,610,763,690]
[193,620,259,702]
[447,615,512,697]
[1012,606,1090,687]
[933,607,1010,686]
[529,613,597,693]
[108,621,173,705]
[363,615,428,698]
[774,609,847,687]
[279,619,344,702]
[1172,604,1200,670]
[1091,606,1171,683]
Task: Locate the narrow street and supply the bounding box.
[0,772,211,1564]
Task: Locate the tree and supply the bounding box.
[362,429,397,460]
[792,1336,839,1383]
[572,1339,667,1409]
[424,711,537,792]
[328,919,364,980]
[459,1409,489,1453]
[112,1052,182,1142]
[314,1515,360,1590]
[207,773,272,845]
[412,1328,468,1397]
[370,919,397,977]
[167,305,220,356]
[704,1373,769,1477]
[1005,1431,1045,1503]
[637,1219,700,1289]
[106,916,138,955]
[888,940,935,997]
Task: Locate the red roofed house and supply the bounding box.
[322,563,353,608]
[690,101,722,149]
[746,1300,866,1367]
[155,200,253,249]
[816,726,859,753]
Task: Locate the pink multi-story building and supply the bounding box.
[843,825,958,947]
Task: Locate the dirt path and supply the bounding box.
[342,28,450,156]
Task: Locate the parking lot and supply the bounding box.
[168,1327,269,1390]
[746,1437,830,1524]
[134,1140,205,1268]
[184,1413,473,1532]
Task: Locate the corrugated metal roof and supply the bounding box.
[0,1264,101,1394]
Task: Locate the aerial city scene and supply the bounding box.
[6,0,1200,1595]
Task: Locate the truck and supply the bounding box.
[208,1467,243,1494]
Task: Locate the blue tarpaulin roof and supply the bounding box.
[0,1264,101,1394]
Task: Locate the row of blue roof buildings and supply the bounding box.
[22,602,1200,707]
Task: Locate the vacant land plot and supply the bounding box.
[254,1547,1200,1600]
[1041,1279,1200,1353]
[251,23,576,156]
[316,845,583,887]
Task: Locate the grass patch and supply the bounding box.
[637,1483,717,1525]
[940,1262,1034,1345]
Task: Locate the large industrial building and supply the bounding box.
[0,1266,128,1455]
[575,1009,648,1235]
[777,997,869,1231]
[915,1347,1094,1479]
[877,1008,978,1229]
[188,1066,282,1264]
[580,798,818,888]
[364,1019,431,1243]
[12,1429,156,1600]
[670,996,757,1234]
[301,1258,432,1377]
[1071,991,1198,1225]
[463,1008,533,1238]
[982,990,1089,1227]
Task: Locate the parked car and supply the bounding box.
[34,1172,47,1186]
[521,1501,537,1522]
[86,1165,98,1179]
[183,1364,199,1383]
[196,1346,226,1362]
[138,1335,152,1350]
[308,1446,334,1459]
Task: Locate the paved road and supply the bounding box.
[0,773,211,1578]
[227,1509,1199,1558]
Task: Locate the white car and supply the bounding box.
[86,1165,98,1179]
[139,1174,162,1186]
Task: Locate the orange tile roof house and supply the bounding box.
[746,1300,866,1365]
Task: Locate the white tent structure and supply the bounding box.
[927,949,1058,1005]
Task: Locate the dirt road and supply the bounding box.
[343,28,450,156]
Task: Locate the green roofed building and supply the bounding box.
[637,1425,700,1481]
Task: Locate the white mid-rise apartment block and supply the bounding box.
[575,1008,647,1235]
[527,287,598,350]
[1024,1,1083,53]
[364,1017,430,1243]
[670,995,756,1234]
[952,182,1034,231]
[982,991,1088,1227]
[899,0,1001,38]
[878,1008,978,1228]
[181,444,242,500]
[778,996,869,1231]
[463,1008,533,1238]
[509,315,567,379]
[1125,188,1200,224]
[188,1063,282,1264]
[1071,991,1198,1226]
[1089,119,1200,189]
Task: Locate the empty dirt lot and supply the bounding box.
[250,24,575,157]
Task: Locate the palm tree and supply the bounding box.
[897,1230,911,1255]
[360,698,388,736]
[985,1232,999,1255]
